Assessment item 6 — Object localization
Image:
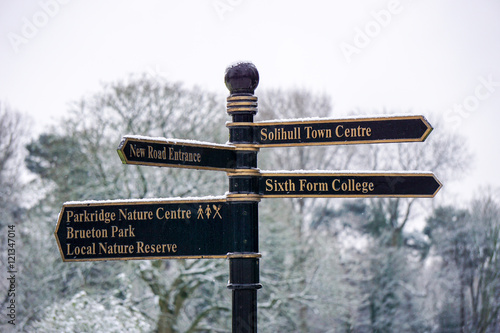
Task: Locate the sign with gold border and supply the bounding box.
[259,171,442,198]
[227,115,433,147]
[117,136,237,171]
[54,197,232,262]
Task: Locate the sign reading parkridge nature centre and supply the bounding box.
[55,197,232,261]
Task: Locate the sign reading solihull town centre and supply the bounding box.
[229,115,433,147]
[54,62,441,333]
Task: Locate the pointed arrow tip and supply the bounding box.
[117,148,127,164]
[432,174,443,197]
[420,116,434,141]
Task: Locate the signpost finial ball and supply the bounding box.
[224,62,259,95]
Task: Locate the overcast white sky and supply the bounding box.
[1,0,499,205]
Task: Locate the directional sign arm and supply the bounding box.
[226,115,433,147]
[117,136,237,171]
[259,171,442,198]
[55,197,233,261]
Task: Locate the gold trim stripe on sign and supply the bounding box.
[253,115,431,126]
[119,137,236,151]
[117,159,238,172]
[59,197,228,208]
[260,171,438,177]
[59,255,230,262]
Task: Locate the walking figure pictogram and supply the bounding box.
[197,205,204,219]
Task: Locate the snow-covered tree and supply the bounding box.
[257,89,472,331]
[426,191,500,332]
[19,76,486,333]
[23,75,231,332]
[0,103,27,228]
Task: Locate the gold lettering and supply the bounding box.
[99,242,107,254]
[156,207,163,219]
[355,183,361,192]
[299,179,328,192]
[261,127,302,142]
[265,178,296,192]
[167,147,201,163]
[305,126,313,138]
[118,209,153,221]
[335,125,344,137]
[66,227,107,239]
[67,243,95,256]
[130,144,137,156]
[265,179,273,191]
[156,207,191,220]
[305,127,332,140]
[335,125,372,138]
[130,144,146,158]
[67,227,74,239]
[147,146,167,160]
[111,225,136,238]
[97,242,135,254]
[331,179,375,193]
[65,209,116,223]
[136,241,177,254]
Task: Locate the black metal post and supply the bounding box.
[225,62,262,333]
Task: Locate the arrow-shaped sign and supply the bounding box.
[118,136,237,171]
[55,197,233,262]
[227,115,433,147]
[259,171,442,198]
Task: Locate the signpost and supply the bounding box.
[55,62,442,333]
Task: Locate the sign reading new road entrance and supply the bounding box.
[118,136,237,171]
